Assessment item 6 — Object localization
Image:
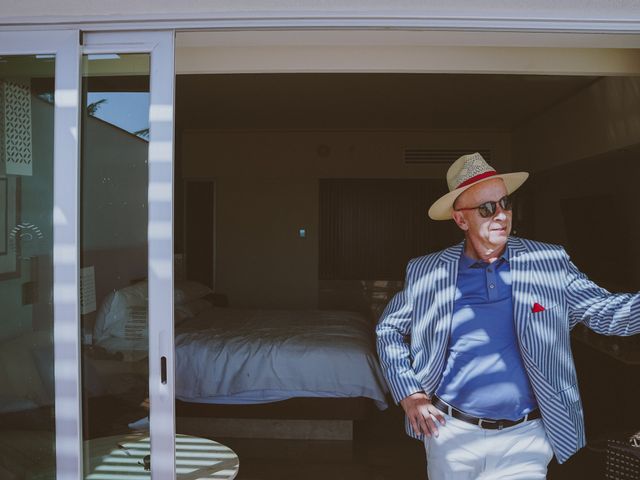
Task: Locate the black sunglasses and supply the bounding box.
[454,195,512,218]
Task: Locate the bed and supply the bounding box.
[93,281,389,413]
[174,307,388,409]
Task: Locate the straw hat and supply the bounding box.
[428,152,529,221]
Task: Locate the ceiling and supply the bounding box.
[175,73,598,131]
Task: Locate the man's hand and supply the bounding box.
[399,392,446,437]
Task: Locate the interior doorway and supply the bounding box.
[166,68,640,479]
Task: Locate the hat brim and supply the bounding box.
[428,172,529,221]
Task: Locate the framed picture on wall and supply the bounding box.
[0,176,20,279]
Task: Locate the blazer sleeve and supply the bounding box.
[565,249,640,336]
[376,259,424,404]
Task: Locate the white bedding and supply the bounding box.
[174,308,389,409]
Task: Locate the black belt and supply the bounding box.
[431,395,541,430]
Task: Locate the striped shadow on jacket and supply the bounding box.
[376,236,640,464]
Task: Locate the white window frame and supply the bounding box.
[3,12,640,480]
[82,30,177,479]
[0,29,83,480]
[0,29,176,479]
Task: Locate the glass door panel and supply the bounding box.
[80,52,151,470]
[0,53,58,478]
[80,31,176,479]
[0,29,174,480]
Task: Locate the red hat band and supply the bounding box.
[456,170,498,189]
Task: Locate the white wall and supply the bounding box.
[215,177,319,309]
[0,97,150,341]
[82,118,148,251]
[2,0,640,22]
[183,129,511,308]
[176,31,640,77]
[0,97,52,342]
[512,76,640,290]
[182,130,512,179]
[513,76,640,172]
[79,115,149,334]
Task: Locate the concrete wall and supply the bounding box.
[182,129,511,308]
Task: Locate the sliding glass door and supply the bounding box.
[80,31,176,479]
[0,29,176,479]
[0,29,81,479]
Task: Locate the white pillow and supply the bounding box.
[100,282,147,339]
[93,290,116,343]
[174,281,212,305]
[174,297,214,324]
[96,280,212,339]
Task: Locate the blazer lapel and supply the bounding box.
[508,236,532,341]
[432,242,463,365]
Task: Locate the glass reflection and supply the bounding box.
[80,54,151,477]
[0,54,57,477]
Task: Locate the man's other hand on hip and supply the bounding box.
[400,392,446,437]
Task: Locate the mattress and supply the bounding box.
[174,308,389,409]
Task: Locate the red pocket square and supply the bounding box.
[532,302,545,313]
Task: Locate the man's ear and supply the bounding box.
[452,210,468,231]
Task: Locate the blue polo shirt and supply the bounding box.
[434,248,538,420]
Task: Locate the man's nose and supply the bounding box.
[493,205,508,220]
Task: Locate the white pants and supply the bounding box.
[424,413,554,480]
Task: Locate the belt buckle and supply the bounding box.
[478,418,497,429]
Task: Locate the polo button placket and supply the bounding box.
[486,265,498,299]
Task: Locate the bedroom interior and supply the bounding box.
[1,60,640,478]
[171,75,640,480]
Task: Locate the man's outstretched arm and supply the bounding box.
[565,250,640,336]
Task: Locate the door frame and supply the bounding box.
[0,29,83,480]
[0,29,176,479]
[3,11,640,479]
[82,30,177,479]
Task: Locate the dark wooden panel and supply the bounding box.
[319,179,460,281]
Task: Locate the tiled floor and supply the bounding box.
[85,335,634,479]
[208,405,606,480]
[199,338,637,480]
[88,390,612,479]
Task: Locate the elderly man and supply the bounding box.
[376,152,640,479]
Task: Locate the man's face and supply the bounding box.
[452,178,511,248]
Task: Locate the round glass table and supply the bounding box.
[84,432,239,479]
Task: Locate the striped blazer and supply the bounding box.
[376,236,640,464]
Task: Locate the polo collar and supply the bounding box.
[460,241,510,269]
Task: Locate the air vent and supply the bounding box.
[404,149,491,165]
